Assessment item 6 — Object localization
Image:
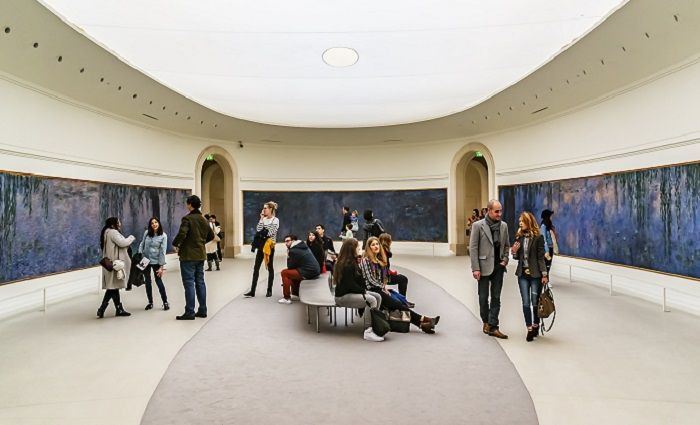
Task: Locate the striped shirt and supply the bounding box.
[359,257,387,290]
[256,216,280,242]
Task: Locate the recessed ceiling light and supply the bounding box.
[322,47,359,67]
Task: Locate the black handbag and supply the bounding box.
[388,310,411,333]
[363,294,391,337]
[538,285,556,334]
[128,253,146,288]
[99,257,113,271]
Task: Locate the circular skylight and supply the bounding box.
[322,47,359,67]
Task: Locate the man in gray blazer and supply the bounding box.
[469,199,510,339]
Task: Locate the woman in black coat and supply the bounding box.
[511,211,549,342]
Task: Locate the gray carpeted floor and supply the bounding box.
[141,267,538,425]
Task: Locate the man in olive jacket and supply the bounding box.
[172,195,215,320]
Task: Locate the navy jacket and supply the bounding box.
[287,241,321,279]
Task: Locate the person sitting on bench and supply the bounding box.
[333,238,384,342]
[279,234,320,305]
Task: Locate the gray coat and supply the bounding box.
[101,229,135,290]
[469,218,510,276]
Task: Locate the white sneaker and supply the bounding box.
[290,295,300,301]
[363,327,384,342]
[278,298,292,304]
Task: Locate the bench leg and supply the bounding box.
[334,306,337,327]
[344,308,348,326]
[351,308,354,324]
[316,307,320,333]
[307,305,310,324]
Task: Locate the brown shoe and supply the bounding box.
[488,328,509,339]
[482,323,490,334]
[420,317,436,334]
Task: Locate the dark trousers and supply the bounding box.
[478,265,505,329]
[369,288,422,326]
[250,246,275,294]
[143,264,168,304]
[387,273,408,296]
[544,248,554,273]
[181,260,206,316]
[101,289,121,306]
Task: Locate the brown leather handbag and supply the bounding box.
[538,285,556,334]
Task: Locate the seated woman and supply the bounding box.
[378,233,412,306]
[333,238,384,342]
[306,230,326,272]
[511,211,549,342]
[360,237,439,334]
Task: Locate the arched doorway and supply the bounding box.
[449,143,495,256]
[195,146,240,257]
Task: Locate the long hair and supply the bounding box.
[100,217,119,249]
[516,211,541,239]
[147,216,164,237]
[541,209,554,231]
[378,233,392,253]
[363,236,387,267]
[333,238,360,285]
[306,230,323,251]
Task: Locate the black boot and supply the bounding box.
[243,289,255,297]
[206,261,213,272]
[97,303,108,319]
[115,303,131,317]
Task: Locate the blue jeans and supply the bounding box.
[517,275,542,327]
[143,264,168,304]
[180,260,206,315]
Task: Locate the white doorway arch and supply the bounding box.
[449,142,495,256]
[195,146,240,257]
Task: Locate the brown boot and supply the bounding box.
[488,328,508,339]
[420,316,436,334]
[482,323,490,334]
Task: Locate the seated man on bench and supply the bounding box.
[279,234,321,305]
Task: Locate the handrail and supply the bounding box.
[556,263,700,313]
[0,273,100,313]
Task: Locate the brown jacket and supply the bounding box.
[172,210,214,261]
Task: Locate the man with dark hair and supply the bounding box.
[315,224,337,271]
[469,199,510,339]
[362,210,385,249]
[278,234,320,305]
[172,195,215,320]
[340,206,351,236]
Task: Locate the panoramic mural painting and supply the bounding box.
[0,170,190,284]
[499,162,700,279]
[243,189,448,243]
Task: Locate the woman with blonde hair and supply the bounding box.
[511,211,549,341]
[360,237,439,334]
[245,201,279,298]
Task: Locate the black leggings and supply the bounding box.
[387,273,408,296]
[101,289,121,306]
[369,288,422,326]
[251,246,275,292]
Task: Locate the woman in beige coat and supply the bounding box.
[97,217,135,318]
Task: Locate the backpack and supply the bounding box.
[370,220,384,237]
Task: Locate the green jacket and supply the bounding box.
[172,210,215,261]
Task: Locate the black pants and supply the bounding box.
[143,264,168,304]
[369,288,422,326]
[101,289,121,306]
[544,248,554,273]
[387,273,408,296]
[250,246,275,293]
[478,265,505,329]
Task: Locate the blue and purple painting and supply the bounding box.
[0,171,190,284]
[499,162,700,279]
[243,189,447,243]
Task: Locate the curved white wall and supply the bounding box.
[481,56,700,315]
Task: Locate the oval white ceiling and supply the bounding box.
[41,0,627,128]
